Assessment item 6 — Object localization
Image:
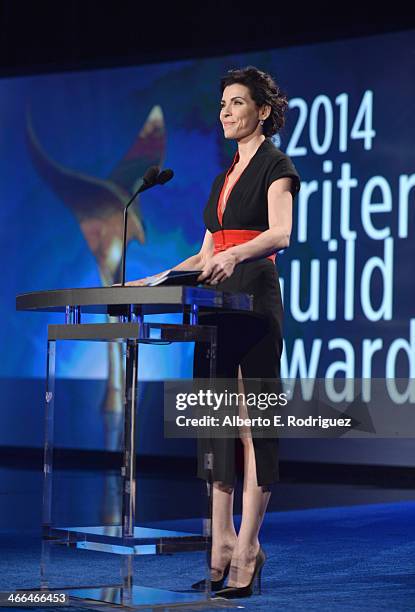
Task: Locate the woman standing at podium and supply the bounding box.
[128,66,300,598]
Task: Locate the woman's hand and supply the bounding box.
[197,251,237,285]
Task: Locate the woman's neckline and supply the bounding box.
[217,139,270,225]
[235,136,269,167]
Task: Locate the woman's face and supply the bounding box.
[220,83,266,140]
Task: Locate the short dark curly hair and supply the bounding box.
[220,66,288,137]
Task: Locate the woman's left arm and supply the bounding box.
[198,177,293,284]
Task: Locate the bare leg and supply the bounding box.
[227,368,271,588]
[210,481,237,580]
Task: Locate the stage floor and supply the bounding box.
[1,498,415,611]
[1,463,415,610]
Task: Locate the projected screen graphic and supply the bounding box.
[1,30,414,396]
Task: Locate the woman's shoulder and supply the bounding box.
[259,139,301,195]
[257,138,293,165]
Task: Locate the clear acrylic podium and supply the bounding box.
[16,286,252,610]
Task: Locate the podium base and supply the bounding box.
[50,525,208,555]
[66,585,238,610]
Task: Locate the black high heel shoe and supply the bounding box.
[213,547,266,599]
[191,562,230,592]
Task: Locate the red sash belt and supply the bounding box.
[212,229,276,263]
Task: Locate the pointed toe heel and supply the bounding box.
[191,562,230,592]
[214,547,266,599]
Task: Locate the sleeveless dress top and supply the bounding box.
[204,138,300,258]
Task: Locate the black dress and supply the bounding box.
[195,138,301,487]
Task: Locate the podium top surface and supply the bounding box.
[16,286,253,315]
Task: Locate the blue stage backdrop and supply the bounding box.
[1,30,414,456]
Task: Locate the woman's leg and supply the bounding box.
[227,368,271,588]
[210,481,238,580]
[194,312,272,582]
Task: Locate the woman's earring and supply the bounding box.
[259,119,264,126]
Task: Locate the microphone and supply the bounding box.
[125,165,160,210]
[156,168,174,185]
[120,166,173,286]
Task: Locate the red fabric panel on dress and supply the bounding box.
[212,229,276,263]
[216,152,276,263]
[217,151,240,226]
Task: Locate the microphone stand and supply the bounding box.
[120,179,145,287]
[120,167,173,286]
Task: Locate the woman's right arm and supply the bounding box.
[126,230,214,286]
